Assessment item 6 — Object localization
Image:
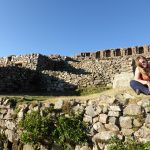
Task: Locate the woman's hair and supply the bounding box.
[135,55,149,75]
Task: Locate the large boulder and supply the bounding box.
[113,72,134,88]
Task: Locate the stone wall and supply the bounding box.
[41,56,134,92]
[1,44,149,93]
[76,44,150,60]
[0,93,149,149]
[0,52,135,93]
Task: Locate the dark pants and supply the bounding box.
[130,80,150,95]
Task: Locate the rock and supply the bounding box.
[93,122,105,132]
[5,120,16,130]
[121,128,134,136]
[92,131,116,142]
[4,109,14,119]
[134,126,150,142]
[85,105,97,117]
[124,104,142,116]
[108,111,120,117]
[145,114,150,124]
[109,106,121,112]
[5,129,15,142]
[95,106,102,114]
[137,99,150,107]
[119,116,132,129]
[99,114,108,124]
[73,104,84,115]
[93,116,99,123]
[133,118,143,127]
[102,106,108,113]
[105,123,120,132]
[83,115,92,123]
[99,95,115,105]
[17,104,28,120]
[108,117,117,125]
[145,107,150,113]
[54,99,64,109]
[80,146,91,150]
[113,72,134,88]
[23,144,34,150]
[114,94,129,105]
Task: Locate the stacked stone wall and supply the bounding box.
[0,54,135,93]
[76,44,150,60]
[0,44,150,93]
[0,94,149,149]
[41,56,134,92]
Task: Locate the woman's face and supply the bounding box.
[139,58,148,68]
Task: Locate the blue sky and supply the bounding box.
[0,0,150,57]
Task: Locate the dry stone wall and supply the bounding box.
[0,93,150,150]
[41,56,134,92]
[0,44,150,93]
[76,44,150,60]
[0,52,135,93]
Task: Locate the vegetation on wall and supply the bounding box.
[53,114,87,149]
[19,109,88,149]
[19,110,54,146]
[108,136,150,150]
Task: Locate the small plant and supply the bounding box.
[62,101,72,114]
[19,110,54,146]
[19,108,88,149]
[53,114,88,149]
[108,136,150,150]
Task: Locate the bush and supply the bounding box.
[53,114,88,149]
[19,109,88,149]
[108,136,150,150]
[19,110,54,145]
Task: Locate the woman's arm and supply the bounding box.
[134,67,148,85]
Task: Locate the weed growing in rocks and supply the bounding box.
[19,109,88,149]
[108,136,150,150]
[53,114,88,149]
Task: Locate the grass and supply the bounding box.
[0,85,111,103]
[76,85,111,96]
[1,86,149,105]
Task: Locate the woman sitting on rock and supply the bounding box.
[130,55,150,95]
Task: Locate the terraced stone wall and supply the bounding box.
[0,94,149,150]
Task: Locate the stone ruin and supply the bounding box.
[75,44,150,60]
[0,94,150,149]
[0,45,149,150]
[0,44,149,94]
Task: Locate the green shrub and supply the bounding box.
[53,114,88,149]
[108,136,150,150]
[19,110,54,145]
[19,109,88,150]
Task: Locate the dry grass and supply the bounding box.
[0,87,150,104]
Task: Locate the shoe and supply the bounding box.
[135,89,140,95]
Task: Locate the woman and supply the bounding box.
[130,55,150,95]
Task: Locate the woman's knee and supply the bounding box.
[130,80,136,87]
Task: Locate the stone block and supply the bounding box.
[121,128,134,136]
[109,106,121,112]
[99,114,108,123]
[113,72,134,88]
[124,104,142,116]
[120,116,132,129]
[108,111,120,117]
